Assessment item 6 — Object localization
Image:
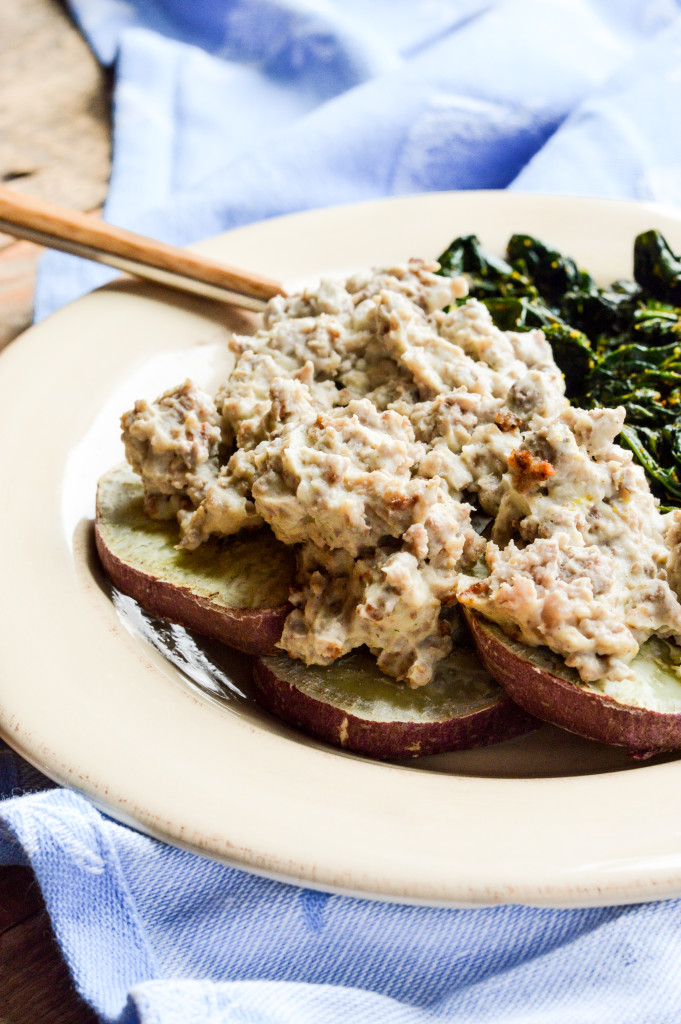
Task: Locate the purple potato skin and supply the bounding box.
[95,524,289,656]
[466,611,681,757]
[252,657,537,760]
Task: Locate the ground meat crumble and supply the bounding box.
[120,258,681,688]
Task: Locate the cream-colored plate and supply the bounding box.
[2,191,681,908]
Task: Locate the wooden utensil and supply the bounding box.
[0,186,286,311]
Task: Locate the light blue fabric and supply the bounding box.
[3,785,681,1024]
[6,1,681,1021]
[34,0,681,317]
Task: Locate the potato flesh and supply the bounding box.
[596,638,681,714]
[260,645,506,723]
[97,464,294,610]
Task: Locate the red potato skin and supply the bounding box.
[252,657,537,760]
[95,523,289,656]
[466,611,681,756]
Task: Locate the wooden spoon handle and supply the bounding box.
[0,186,286,311]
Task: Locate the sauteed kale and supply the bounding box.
[438,229,681,507]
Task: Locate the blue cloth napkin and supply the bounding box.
[6,1,681,1021]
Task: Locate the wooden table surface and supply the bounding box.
[0,0,110,349]
[1,2,111,1020]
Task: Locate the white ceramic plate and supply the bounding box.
[3,191,681,908]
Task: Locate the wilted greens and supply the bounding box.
[437,229,681,507]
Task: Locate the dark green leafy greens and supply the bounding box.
[437,230,681,507]
[634,230,681,305]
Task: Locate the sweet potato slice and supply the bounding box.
[95,464,294,655]
[95,465,536,758]
[465,611,681,756]
[253,645,536,760]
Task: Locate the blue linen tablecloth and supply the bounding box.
[5,1,681,1020]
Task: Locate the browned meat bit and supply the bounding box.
[459,579,489,599]
[494,409,523,432]
[508,449,555,493]
[387,492,417,511]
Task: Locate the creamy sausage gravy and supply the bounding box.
[121,259,681,689]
